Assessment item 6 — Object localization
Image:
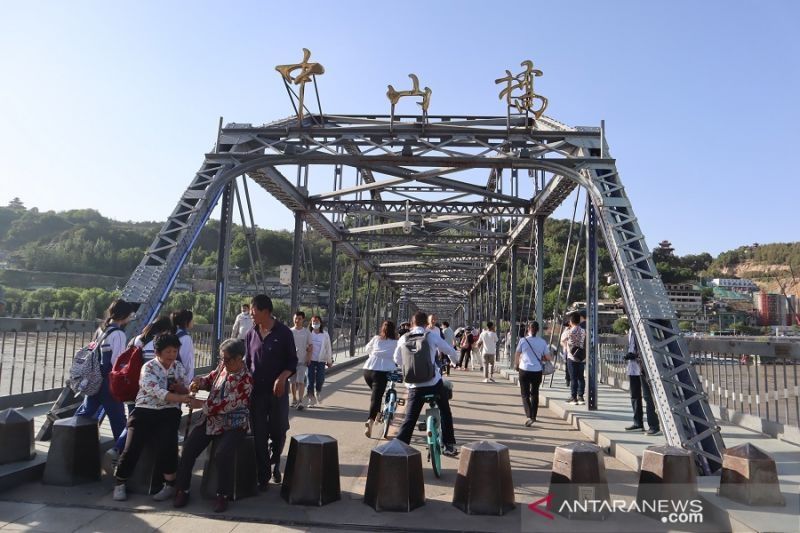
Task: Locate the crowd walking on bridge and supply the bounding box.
[65,293,661,514]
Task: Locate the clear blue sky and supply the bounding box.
[0,1,796,256]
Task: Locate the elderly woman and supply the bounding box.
[113,334,189,502]
[174,339,253,513]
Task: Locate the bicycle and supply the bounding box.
[416,393,444,478]
[378,370,404,439]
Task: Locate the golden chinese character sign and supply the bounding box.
[275,48,325,123]
[495,60,548,123]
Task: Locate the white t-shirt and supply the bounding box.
[232,312,254,340]
[176,329,195,382]
[515,335,550,372]
[96,326,126,365]
[291,327,312,366]
[310,331,333,363]
[363,336,398,372]
[478,330,498,355]
[132,334,156,363]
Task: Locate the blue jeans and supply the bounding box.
[568,360,585,399]
[75,376,127,440]
[114,403,136,451]
[307,361,326,395]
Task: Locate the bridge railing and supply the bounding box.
[597,335,800,432]
[0,318,361,408]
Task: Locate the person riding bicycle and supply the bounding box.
[392,311,460,457]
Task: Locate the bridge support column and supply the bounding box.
[375,283,382,332]
[364,272,372,342]
[328,242,338,344]
[290,213,303,312]
[586,200,598,411]
[349,260,358,357]
[212,181,234,363]
[534,215,545,327]
[495,267,501,325]
[475,283,483,329]
[509,245,518,366]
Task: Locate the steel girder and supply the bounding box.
[116,112,723,475]
[311,200,528,217]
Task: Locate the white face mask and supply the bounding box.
[312,322,321,329]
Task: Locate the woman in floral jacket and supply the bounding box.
[174,338,253,513]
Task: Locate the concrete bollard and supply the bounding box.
[281,434,341,506]
[102,442,162,495]
[718,443,784,506]
[549,441,610,520]
[364,439,425,512]
[636,445,697,520]
[43,416,100,486]
[0,408,35,465]
[201,435,258,501]
[452,441,515,515]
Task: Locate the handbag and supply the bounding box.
[524,338,555,376]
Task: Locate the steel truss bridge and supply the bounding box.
[118,112,725,474]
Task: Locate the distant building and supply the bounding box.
[712,286,752,302]
[569,300,624,333]
[664,283,703,316]
[754,292,795,326]
[710,278,759,293]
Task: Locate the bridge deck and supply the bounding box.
[0,362,671,533]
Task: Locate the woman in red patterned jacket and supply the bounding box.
[174,338,253,513]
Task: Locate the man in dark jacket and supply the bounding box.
[245,294,297,489]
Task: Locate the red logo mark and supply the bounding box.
[528,494,554,520]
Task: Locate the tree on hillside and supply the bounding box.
[7,197,25,210]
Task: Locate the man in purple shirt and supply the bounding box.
[245,294,297,489]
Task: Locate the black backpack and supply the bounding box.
[399,332,436,383]
[570,345,587,362]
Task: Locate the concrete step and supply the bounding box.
[496,367,800,533]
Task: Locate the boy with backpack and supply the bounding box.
[392,311,460,457]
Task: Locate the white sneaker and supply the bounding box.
[315,393,323,406]
[306,395,316,408]
[152,484,175,501]
[113,484,127,501]
[483,378,489,383]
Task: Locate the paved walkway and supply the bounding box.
[0,362,738,532]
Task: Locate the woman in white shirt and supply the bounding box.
[362,321,398,438]
[514,321,551,427]
[306,315,333,407]
[171,309,195,382]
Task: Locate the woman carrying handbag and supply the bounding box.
[514,321,552,428]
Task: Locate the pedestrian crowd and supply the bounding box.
[77,296,660,513]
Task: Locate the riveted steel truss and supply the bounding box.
[118,111,723,473]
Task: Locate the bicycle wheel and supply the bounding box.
[427,414,442,478]
[382,412,393,438]
[382,391,395,438]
